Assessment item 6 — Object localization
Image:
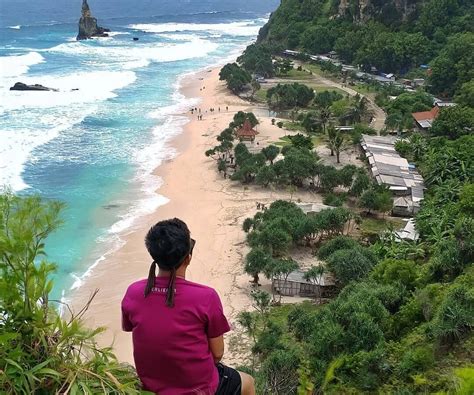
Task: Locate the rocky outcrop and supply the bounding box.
[337,0,418,23]
[10,82,58,91]
[76,0,110,40]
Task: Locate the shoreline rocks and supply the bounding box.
[10,82,58,91]
[77,0,110,41]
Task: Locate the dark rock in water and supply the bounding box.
[77,0,110,41]
[10,82,58,91]
[133,37,139,41]
[102,204,120,210]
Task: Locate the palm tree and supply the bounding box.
[318,106,332,134]
[327,125,346,163]
[345,94,373,124]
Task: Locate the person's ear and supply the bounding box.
[184,255,192,266]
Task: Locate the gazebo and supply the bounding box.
[236,119,258,142]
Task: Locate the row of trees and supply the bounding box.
[242,200,358,286]
[219,63,251,94]
[219,44,275,93]
[266,83,315,109]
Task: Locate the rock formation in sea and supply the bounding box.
[10,82,58,91]
[77,0,110,40]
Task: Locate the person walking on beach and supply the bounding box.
[121,219,255,395]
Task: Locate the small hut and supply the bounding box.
[236,119,258,142]
[272,270,336,298]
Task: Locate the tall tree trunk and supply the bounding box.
[336,151,340,163]
[253,273,259,285]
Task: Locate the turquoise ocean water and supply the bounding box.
[0,0,279,299]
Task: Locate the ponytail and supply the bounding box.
[166,268,177,307]
[144,261,157,297]
[144,261,177,308]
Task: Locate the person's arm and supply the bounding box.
[206,290,231,362]
[121,294,133,332]
[208,335,225,363]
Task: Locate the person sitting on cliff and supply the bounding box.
[121,218,255,395]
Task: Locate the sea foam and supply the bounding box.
[129,20,262,36]
[0,68,137,190]
[0,116,85,191]
[47,37,218,70]
[0,70,137,112]
[0,52,44,80]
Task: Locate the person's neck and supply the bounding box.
[158,268,187,279]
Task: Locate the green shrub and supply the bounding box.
[323,193,346,207]
[0,193,142,394]
[398,346,435,376]
[317,236,360,259]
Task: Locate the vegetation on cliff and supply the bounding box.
[257,0,474,97]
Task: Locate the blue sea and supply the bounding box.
[0,0,278,299]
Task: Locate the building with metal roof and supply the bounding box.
[361,135,425,216]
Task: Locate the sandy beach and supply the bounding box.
[72,65,322,365]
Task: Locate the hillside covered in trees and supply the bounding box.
[257,0,473,97]
[215,1,474,393]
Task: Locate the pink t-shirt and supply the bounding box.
[121,277,231,395]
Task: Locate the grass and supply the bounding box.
[360,216,406,236]
[304,63,324,75]
[312,85,346,95]
[277,69,313,80]
[351,83,378,95]
[267,300,316,326]
[273,134,325,147]
[255,88,268,103]
[283,121,306,132]
[273,136,292,147]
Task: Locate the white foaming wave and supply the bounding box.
[0,69,136,190]
[8,25,21,30]
[0,52,44,79]
[107,31,130,37]
[159,33,194,41]
[47,37,218,69]
[68,115,190,289]
[0,70,136,112]
[108,93,199,236]
[0,112,89,191]
[149,92,200,119]
[70,250,118,290]
[129,20,262,36]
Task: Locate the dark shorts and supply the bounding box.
[215,363,241,395]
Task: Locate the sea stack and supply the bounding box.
[76,0,110,40]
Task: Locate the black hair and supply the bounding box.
[144,218,191,306]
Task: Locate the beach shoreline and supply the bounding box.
[71,63,322,365]
[72,65,252,365]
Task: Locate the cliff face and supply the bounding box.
[77,0,110,41]
[337,0,418,23]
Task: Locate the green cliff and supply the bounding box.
[257,0,473,96]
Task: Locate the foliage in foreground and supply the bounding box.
[0,194,145,394]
